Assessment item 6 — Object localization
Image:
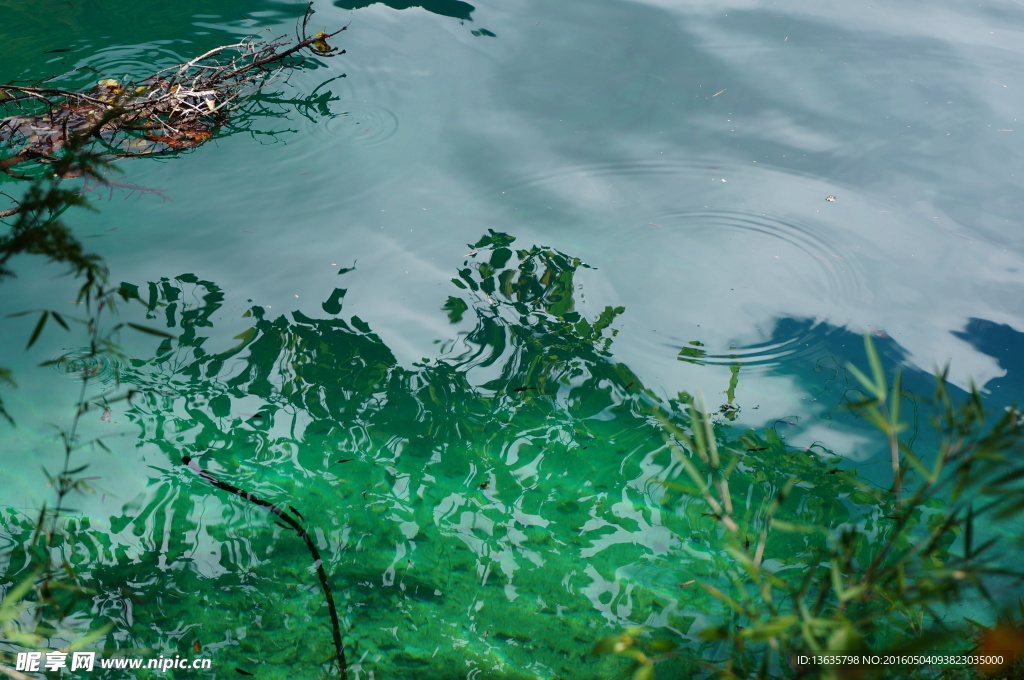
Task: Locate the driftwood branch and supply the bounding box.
[1,2,345,216]
[182,455,349,679]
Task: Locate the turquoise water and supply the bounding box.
[3,0,1024,677]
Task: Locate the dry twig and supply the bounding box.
[0,3,345,212]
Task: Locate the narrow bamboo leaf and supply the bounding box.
[962,617,987,631]
[964,505,974,558]
[697,625,731,641]
[703,585,745,614]
[676,454,711,496]
[632,664,655,680]
[3,630,41,647]
[847,364,882,400]
[769,519,822,534]
[899,445,930,480]
[49,311,70,331]
[0,574,39,623]
[126,322,174,338]
[829,559,845,597]
[982,465,1024,490]
[837,584,867,602]
[743,615,798,640]
[844,396,880,410]
[959,536,998,562]
[67,622,114,651]
[26,310,48,349]
[864,333,886,395]
[726,546,758,577]
[618,649,648,663]
[765,478,797,520]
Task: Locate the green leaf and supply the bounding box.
[125,322,174,339]
[964,505,974,558]
[26,310,48,349]
[50,311,70,331]
[650,639,676,652]
[769,519,821,534]
[591,635,623,656]
[847,363,883,401]
[697,625,731,641]
[703,585,745,614]
[0,573,39,623]
[899,443,930,480]
[632,664,654,680]
[837,584,867,602]
[68,621,113,651]
[471,229,516,249]
[864,333,886,395]
[742,615,798,640]
[3,630,42,647]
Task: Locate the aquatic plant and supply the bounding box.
[594,336,1024,679]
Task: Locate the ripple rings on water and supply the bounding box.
[50,348,122,384]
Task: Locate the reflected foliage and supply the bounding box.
[332,0,475,22]
[3,232,1020,678]
[45,233,921,677]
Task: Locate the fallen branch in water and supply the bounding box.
[0,2,345,214]
[182,455,349,679]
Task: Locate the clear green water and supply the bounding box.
[1,244,916,678]
[2,0,1024,677]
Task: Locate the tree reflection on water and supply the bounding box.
[1,231,957,679]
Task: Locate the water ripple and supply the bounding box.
[314,100,400,147]
[50,348,122,385]
[82,42,192,81]
[677,317,841,368]
[639,207,865,306]
[613,207,864,369]
[478,157,867,371]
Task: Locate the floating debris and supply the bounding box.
[1,3,345,215]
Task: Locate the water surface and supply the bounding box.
[2,0,1024,676]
